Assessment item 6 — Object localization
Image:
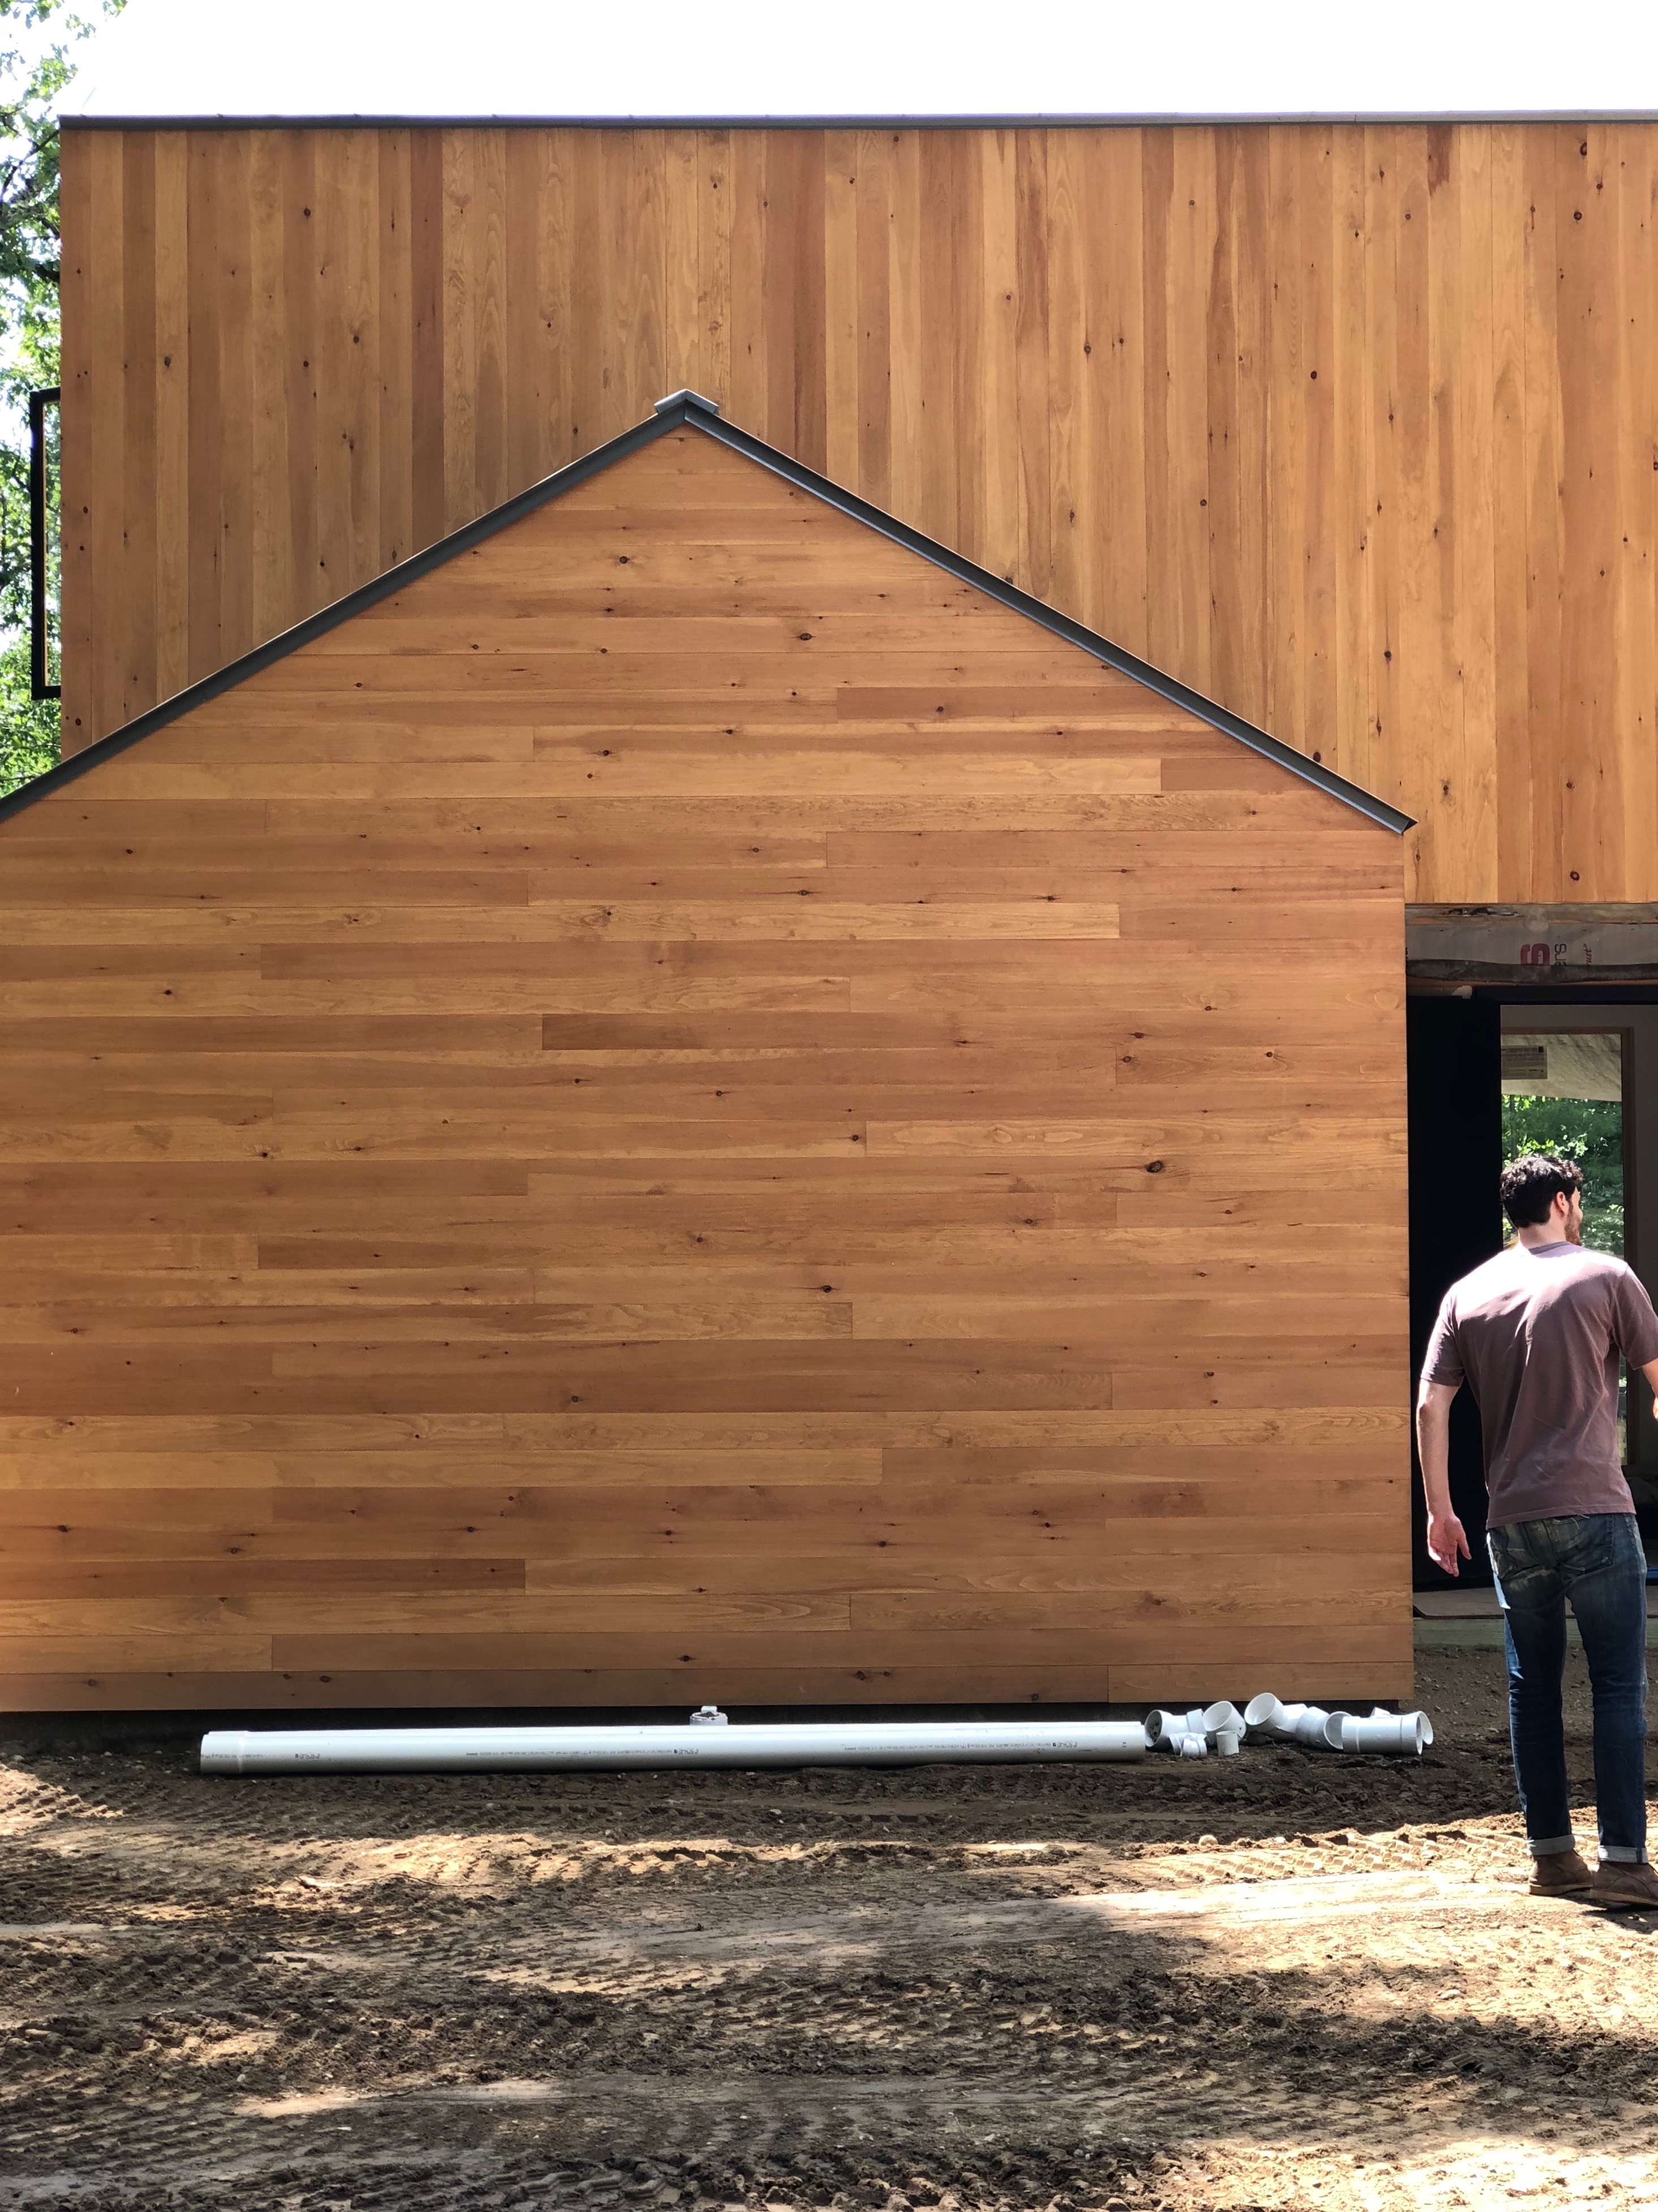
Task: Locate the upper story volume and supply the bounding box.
[53,0,1658,905]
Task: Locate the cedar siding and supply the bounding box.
[0,424,1410,1711]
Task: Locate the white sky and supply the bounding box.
[55,0,1658,121]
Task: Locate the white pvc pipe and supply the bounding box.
[1147,1707,1204,1748]
[1333,1707,1434,1754]
[1148,1701,1242,1751]
[1245,1693,1433,1755]
[1243,1692,1305,1738]
[1244,1693,1336,1745]
[199,1712,1149,1775]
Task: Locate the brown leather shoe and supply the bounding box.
[1590,1860,1658,1909]
[1529,1849,1594,1896]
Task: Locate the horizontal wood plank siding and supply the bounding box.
[5,427,1409,1710]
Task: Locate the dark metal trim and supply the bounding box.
[29,386,59,703]
[58,111,1658,130]
[0,389,1410,833]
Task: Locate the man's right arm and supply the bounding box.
[1416,1378,1471,1577]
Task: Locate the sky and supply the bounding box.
[54,0,1658,121]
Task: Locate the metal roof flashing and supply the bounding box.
[0,391,1410,834]
[56,111,1658,130]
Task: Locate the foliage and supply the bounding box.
[0,624,50,782]
[1501,1094,1625,1254]
[0,0,122,799]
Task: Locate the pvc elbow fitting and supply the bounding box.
[1243,1693,1305,1739]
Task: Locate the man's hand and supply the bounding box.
[1426,1509,1471,1577]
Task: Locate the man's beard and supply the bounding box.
[1567,1211,1584,1246]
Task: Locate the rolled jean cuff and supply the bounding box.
[1599,1845,1649,1864]
[1529,1834,1579,1857]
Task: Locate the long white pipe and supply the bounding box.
[199,1713,1150,1775]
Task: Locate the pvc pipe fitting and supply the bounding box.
[1244,1694,1336,1746]
[1142,1707,1195,1743]
[1286,1706,1336,1746]
[1243,1693,1304,1739]
[1147,1707,1206,1748]
[1244,1694,1434,1755]
[1213,1728,1242,1758]
[1149,1703,1242,1751]
[1173,1733,1208,1759]
[199,1712,1150,1776]
[1334,1707,1434,1755]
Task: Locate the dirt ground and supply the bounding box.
[3,1651,1657,2212]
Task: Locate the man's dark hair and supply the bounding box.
[1501,1152,1584,1229]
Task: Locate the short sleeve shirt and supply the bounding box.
[1423,1241,1658,1527]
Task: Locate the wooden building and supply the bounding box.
[0,395,1411,1713]
[58,117,1658,907]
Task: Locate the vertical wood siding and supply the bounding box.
[0,429,1410,1712]
[58,121,1658,903]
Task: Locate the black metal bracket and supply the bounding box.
[29,385,59,702]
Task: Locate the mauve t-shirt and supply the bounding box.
[1423,1241,1658,1527]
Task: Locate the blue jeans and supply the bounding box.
[1487,1513,1648,1864]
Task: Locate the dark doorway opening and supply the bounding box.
[1407,995,1501,1586]
[1408,984,1658,1587]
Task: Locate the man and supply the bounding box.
[1418,1152,1658,1906]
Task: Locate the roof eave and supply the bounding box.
[58,110,1658,130]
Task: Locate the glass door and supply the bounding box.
[1500,1017,1638,1484]
[1500,1028,1627,1252]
